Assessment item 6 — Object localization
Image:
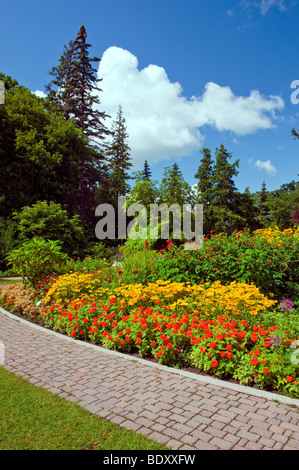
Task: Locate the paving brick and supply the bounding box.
[209,437,234,449]
[2,307,299,451]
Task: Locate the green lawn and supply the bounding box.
[0,279,22,285]
[0,367,167,450]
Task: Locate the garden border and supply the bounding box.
[1,304,299,409]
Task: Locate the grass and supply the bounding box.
[0,367,167,450]
[0,279,22,285]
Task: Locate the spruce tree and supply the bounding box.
[212,145,239,206]
[46,25,110,146]
[45,25,111,225]
[142,160,152,180]
[106,106,132,204]
[194,147,214,233]
[209,144,240,233]
[194,147,214,205]
[257,181,270,227]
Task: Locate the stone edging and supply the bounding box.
[1,305,299,408]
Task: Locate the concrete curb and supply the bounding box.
[1,305,299,409]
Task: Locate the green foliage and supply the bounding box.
[13,201,88,258]
[6,237,69,286]
[148,228,299,300]
[0,217,18,271]
[0,78,89,218]
[117,247,158,285]
[106,106,132,204]
[267,181,299,230]
[158,163,195,207]
[60,256,109,275]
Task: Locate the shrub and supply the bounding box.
[148,228,299,300]
[6,237,69,286]
[13,200,88,258]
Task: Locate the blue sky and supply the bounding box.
[1,0,299,194]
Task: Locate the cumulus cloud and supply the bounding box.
[95,47,284,166]
[254,159,278,175]
[33,90,47,98]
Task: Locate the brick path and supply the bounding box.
[1,307,299,450]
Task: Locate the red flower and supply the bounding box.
[253,350,260,356]
[136,338,142,344]
[226,345,232,351]
[211,360,218,368]
[209,341,217,349]
[117,270,123,275]
[251,357,259,366]
[286,376,293,383]
[226,352,233,359]
[263,369,269,375]
[220,351,226,358]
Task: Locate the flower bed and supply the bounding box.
[1,273,299,399]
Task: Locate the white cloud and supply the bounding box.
[95,47,284,166]
[33,90,47,99]
[254,159,278,175]
[244,0,297,15]
[259,0,287,15]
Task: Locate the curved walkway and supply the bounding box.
[1,307,299,450]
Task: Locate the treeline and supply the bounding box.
[0,25,298,271]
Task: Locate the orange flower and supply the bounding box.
[211,360,218,367]
[286,376,293,383]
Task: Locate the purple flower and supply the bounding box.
[270,335,282,348]
[280,299,294,313]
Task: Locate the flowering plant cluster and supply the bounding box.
[0,226,299,400]
[148,227,299,300]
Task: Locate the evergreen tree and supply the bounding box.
[209,144,240,233]
[142,160,152,180]
[256,181,270,228]
[45,25,111,225]
[46,25,110,146]
[45,40,76,119]
[194,147,214,206]
[106,106,132,204]
[212,145,239,206]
